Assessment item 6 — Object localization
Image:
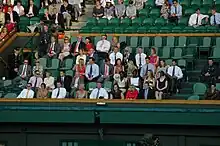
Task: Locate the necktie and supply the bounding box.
[172,66,175,77]
[139,54,142,67]
[115,53,117,65]
[146,64,148,76]
[89,64,93,78]
[22,65,27,76]
[34,77,38,88]
[26,90,29,98]
[175,7,177,14]
[96,89,100,99]
[196,14,199,25]
[49,43,54,54]
[74,42,80,53]
[104,64,109,76]
[214,15,216,25]
[56,88,60,98]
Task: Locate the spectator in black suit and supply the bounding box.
[56,71,72,95]
[51,7,65,30]
[5,6,19,24]
[60,0,72,29]
[25,0,39,18]
[71,35,86,56]
[39,25,50,57]
[86,48,98,64]
[41,8,52,23]
[46,36,60,58]
[8,48,22,79]
[201,59,217,85]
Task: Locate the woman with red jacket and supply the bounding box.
[125,85,138,99]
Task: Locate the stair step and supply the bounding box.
[171,94,192,100]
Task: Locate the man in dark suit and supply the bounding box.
[71,35,86,56]
[86,48,98,64]
[56,71,72,94]
[5,6,19,23]
[51,7,65,30]
[46,36,61,58]
[13,60,32,86]
[98,58,114,83]
[8,48,22,79]
[39,25,50,57]
[60,0,72,29]
[25,0,38,18]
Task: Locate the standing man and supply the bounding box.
[39,25,50,58]
[96,34,111,59]
[135,48,146,70]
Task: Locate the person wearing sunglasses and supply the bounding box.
[17,83,34,98]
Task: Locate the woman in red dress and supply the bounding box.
[73,58,86,79]
[85,37,94,52]
[149,47,159,67]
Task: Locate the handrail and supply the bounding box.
[0,28,16,48]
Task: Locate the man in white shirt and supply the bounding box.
[96,35,111,59]
[135,48,146,69]
[89,82,109,99]
[109,47,123,65]
[188,8,209,27]
[13,1,24,16]
[17,83,34,98]
[51,82,67,98]
[167,59,183,94]
[28,70,43,91]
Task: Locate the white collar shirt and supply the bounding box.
[96,40,111,53]
[17,89,34,98]
[109,52,123,65]
[188,13,209,26]
[89,88,109,99]
[51,87,66,98]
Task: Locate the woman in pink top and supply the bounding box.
[149,47,159,67]
[58,36,71,61]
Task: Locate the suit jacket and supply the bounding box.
[25,5,39,16]
[86,52,99,63]
[5,11,19,23]
[51,13,65,29]
[41,14,52,22]
[71,41,86,53]
[100,63,114,77]
[60,4,73,14]
[18,64,32,77]
[56,75,72,92]
[47,42,61,57]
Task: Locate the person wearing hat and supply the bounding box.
[28,70,43,92]
[188,8,209,27]
[125,85,138,99]
[89,82,109,99]
[100,0,114,8]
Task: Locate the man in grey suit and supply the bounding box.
[98,58,114,83]
[46,36,61,59]
[13,60,32,86]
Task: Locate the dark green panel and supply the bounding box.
[0,111,94,123]
[100,112,220,126]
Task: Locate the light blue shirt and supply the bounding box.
[140,63,155,78]
[85,63,99,79]
[171,4,182,18]
[210,13,220,25]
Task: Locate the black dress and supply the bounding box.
[111,90,121,99]
[157,77,167,93]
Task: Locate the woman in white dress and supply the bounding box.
[58,36,71,61]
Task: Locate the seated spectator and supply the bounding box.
[44,72,55,90]
[75,84,88,98]
[129,69,140,90]
[13,60,32,86]
[123,47,134,65]
[114,58,124,74]
[149,48,159,67]
[0,6,5,30]
[188,8,209,27]
[71,35,86,56]
[115,0,125,19]
[100,0,114,8]
[126,0,136,19]
[3,0,13,13]
[47,36,60,58]
[32,60,43,76]
[98,58,114,82]
[143,70,155,99]
[51,7,65,29]
[114,71,128,94]
[70,72,82,96]
[110,84,124,99]
[155,0,164,9]
[74,58,86,79]
[28,70,43,92]
[57,71,72,94]
[210,7,220,26]
[156,60,169,78]
[75,49,86,65]
[49,1,60,15]
[111,36,120,51]
[140,57,155,79]
[5,20,15,32]
[41,8,52,22]
[96,34,111,59]
[126,60,137,77]
[93,0,104,19]
[134,0,144,10]
[69,0,81,22]
[5,6,19,24]
[86,48,98,63]
[13,1,24,16]
[109,47,123,65]
[85,57,100,82]
[135,48,146,70]
[37,83,49,98]
[89,82,109,99]
[155,71,168,100]
[25,0,39,18]
[60,0,72,29]
[0,27,7,40]
[169,0,182,24]
[85,37,93,52]
[167,59,183,94]
[160,0,169,19]
[51,81,67,98]
[103,1,114,20]
[17,83,34,98]
[205,84,220,100]
[58,36,71,61]
[126,85,138,99]
[201,59,217,85]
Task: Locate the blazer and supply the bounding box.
[25,5,39,16]
[18,64,32,77]
[56,75,72,92]
[47,42,61,56]
[100,63,114,77]
[71,41,86,53]
[5,11,19,23]
[86,52,99,63]
[60,4,72,14]
[51,13,65,29]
